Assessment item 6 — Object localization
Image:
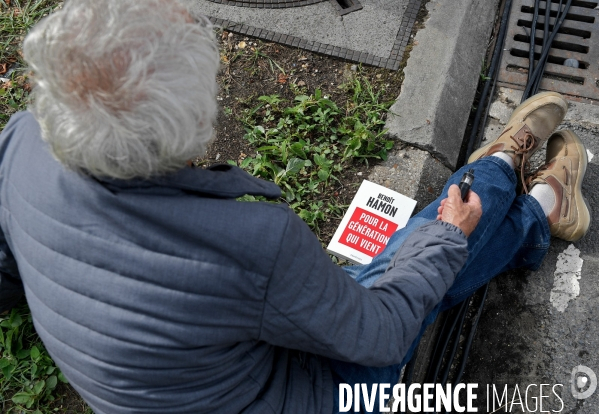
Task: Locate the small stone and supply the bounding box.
[297,80,306,87]
[357,172,362,176]
[350,65,357,71]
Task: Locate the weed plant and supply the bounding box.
[0,0,61,130]
[1,304,68,413]
[237,76,394,231]
[1,2,79,413]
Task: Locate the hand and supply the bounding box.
[436,184,482,237]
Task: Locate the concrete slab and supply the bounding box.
[184,0,420,69]
[462,89,599,413]
[367,146,452,214]
[385,0,500,169]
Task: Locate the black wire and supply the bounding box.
[465,0,514,160]
[522,0,572,101]
[439,301,469,387]
[424,308,457,383]
[527,0,541,82]
[542,0,550,50]
[453,283,490,385]
[531,0,568,95]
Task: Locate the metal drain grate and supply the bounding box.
[498,0,599,101]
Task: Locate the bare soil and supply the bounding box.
[201,31,408,242]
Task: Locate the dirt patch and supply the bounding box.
[199,30,410,243]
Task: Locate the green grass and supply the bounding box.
[1,3,75,412]
[0,0,61,130]
[1,305,69,413]
[236,75,394,233]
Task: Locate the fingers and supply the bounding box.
[447,184,462,202]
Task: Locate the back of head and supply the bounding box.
[24,0,219,180]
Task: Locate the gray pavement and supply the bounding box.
[187,0,408,59]
[385,0,499,169]
[463,88,599,413]
[184,0,417,69]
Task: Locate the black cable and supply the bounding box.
[532,0,554,94]
[522,0,572,101]
[527,0,541,83]
[420,0,514,396]
[465,0,513,161]
[424,0,573,396]
[453,283,490,385]
[424,308,459,383]
[542,0,550,51]
[531,0,568,95]
[439,301,469,387]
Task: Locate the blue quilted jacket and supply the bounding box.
[0,111,468,413]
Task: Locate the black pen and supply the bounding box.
[458,169,475,201]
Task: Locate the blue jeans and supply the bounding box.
[330,157,550,413]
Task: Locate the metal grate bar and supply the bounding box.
[498,0,599,100]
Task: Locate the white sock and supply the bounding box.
[490,152,515,169]
[530,184,556,217]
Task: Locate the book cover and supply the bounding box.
[327,180,417,265]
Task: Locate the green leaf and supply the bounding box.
[30,345,40,360]
[289,142,307,159]
[11,392,34,405]
[47,375,58,390]
[313,153,328,167]
[317,169,329,181]
[285,158,304,175]
[58,371,69,383]
[17,349,30,359]
[9,312,23,328]
[33,379,45,395]
[1,362,15,380]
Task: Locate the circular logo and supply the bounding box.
[571,366,597,400]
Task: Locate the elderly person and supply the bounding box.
[0,0,589,413]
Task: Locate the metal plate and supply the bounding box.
[498,0,599,101]
[206,0,422,70]
[205,0,327,9]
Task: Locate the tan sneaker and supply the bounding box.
[468,92,568,170]
[527,130,591,241]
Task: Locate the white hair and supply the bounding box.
[23,0,219,179]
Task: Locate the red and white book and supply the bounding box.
[327,180,417,265]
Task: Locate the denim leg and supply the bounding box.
[441,193,550,309]
[343,156,519,287]
[329,157,551,413]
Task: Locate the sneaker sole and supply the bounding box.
[468,91,567,164]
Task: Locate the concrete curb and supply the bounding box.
[384,0,500,170]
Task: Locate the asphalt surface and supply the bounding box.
[461,89,599,413]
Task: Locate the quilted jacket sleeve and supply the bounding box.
[258,208,468,367]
